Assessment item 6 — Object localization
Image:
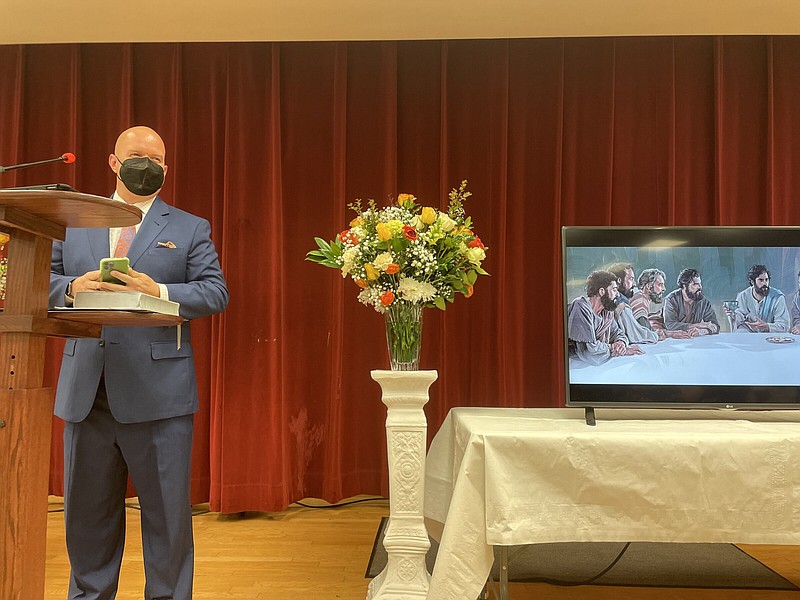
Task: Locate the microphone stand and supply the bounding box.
[0,155,75,174]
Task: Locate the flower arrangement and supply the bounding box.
[0,232,9,304]
[306,181,488,369]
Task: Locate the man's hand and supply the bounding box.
[610,340,627,357]
[610,341,644,357]
[620,344,645,356]
[687,324,709,337]
[688,321,717,336]
[97,267,160,297]
[70,270,102,295]
[743,317,768,333]
[698,320,719,334]
[667,329,691,339]
[792,324,800,335]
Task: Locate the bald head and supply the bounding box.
[109,126,168,203]
[114,126,166,158]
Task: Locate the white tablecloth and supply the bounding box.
[569,332,800,385]
[423,407,800,600]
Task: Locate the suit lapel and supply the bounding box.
[126,197,170,268]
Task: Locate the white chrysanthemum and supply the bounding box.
[373,251,393,271]
[397,277,437,303]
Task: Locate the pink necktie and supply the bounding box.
[114,226,136,257]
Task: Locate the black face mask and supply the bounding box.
[116,156,164,197]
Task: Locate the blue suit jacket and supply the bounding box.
[49,197,229,424]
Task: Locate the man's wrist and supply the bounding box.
[66,279,75,299]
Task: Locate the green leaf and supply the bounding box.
[466,269,478,285]
[314,237,332,252]
[434,296,447,310]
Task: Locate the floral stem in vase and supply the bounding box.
[384,302,423,371]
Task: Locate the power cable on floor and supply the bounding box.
[292,497,387,509]
[515,542,632,587]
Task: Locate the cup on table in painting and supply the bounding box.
[723,300,739,332]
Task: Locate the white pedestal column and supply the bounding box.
[367,370,438,600]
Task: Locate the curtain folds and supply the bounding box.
[1,36,799,512]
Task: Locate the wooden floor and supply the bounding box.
[45,496,800,600]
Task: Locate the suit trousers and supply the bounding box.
[63,379,194,600]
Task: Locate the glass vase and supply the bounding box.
[384,303,424,371]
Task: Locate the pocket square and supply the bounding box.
[156,241,177,249]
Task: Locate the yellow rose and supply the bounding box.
[365,263,380,280]
[421,206,436,225]
[376,223,392,241]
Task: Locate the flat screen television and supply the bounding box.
[562,226,800,408]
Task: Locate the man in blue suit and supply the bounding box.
[49,126,229,600]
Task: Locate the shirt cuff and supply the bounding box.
[158,283,169,300]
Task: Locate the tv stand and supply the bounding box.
[584,407,596,426]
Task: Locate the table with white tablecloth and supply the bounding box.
[423,407,800,600]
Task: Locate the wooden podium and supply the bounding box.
[0,189,144,600]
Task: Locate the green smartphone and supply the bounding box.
[99,257,130,285]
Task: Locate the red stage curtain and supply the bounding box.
[1,37,800,512]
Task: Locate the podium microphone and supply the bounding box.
[0,153,77,174]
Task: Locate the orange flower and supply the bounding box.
[402,225,418,241]
[380,290,395,306]
[397,193,416,208]
[0,232,9,245]
[385,263,400,275]
[465,284,474,298]
[468,236,485,249]
[355,279,368,288]
[339,230,359,245]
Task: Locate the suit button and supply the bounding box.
[99,340,105,347]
